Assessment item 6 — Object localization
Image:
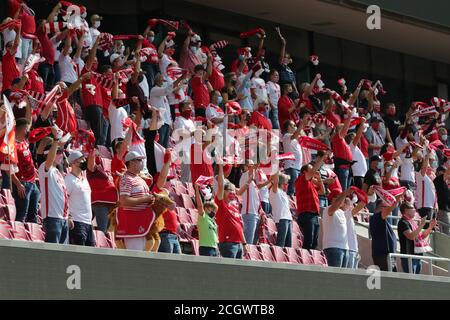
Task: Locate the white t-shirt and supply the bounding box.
[59,53,78,84]
[149,84,172,125]
[322,207,349,250]
[51,36,61,61]
[256,170,269,203]
[344,209,358,252]
[2,29,22,58]
[89,27,100,49]
[64,172,92,225]
[282,133,302,170]
[351,143,367,177]
[108,102,128,142]
[239,171,260,215]
[266,81,280,109]
[399,157,415,183]
[205,104,225,131]
[416,172,436,209]
[251,77,268,102]
[159,53,175,81]
[38,163,68,220]
[269,188,292,223]
[139,74,150,99]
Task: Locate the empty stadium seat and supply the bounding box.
[0,189,16,222]
[244,244,263,261]
[25,223,45,242]
[258,245,276,262]
[284,247,301,264]
[10,221,31,241]
[176,207,192,224]
[187,208,198,224]
[297,248,314,264]
[181,194,195,210]
[292,234,303,249]
[97,146,113,159]
[0,223,12,239]
[271,246,289,263]
[310,250,328,266]
[292,220,301,235]
[184,182,195,197]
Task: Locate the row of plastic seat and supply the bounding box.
[245,244,328,266]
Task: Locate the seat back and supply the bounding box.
[297,248,314,264]
[310,249,328,266]
[176,207,192,224]
[244,244,263,261]
[94,230,112,248]
[10,221,31,241]
[258,245,275,262]
[284,247,300,264]
[0,189,16,222]
[271,246,289,263]
[181,194,195,210]
[0,223,12,239]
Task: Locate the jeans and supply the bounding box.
[285,167,300,196]
[346,250,359,269]
[324,248,349,268]
[43,217,69,244]
[372,254,397,272]
[242,213,260,245]
[269,108,280,130]
[401,256,422,274]
[297,212,320,250]
[54,62,61,83]
[388,205,399,226]
[276,219,292,247]
[261,202,270,215]
[218,242,243,259]
[335,167,350,190]
[158,233,182,254]
[12,181,40,223]
[70,221,96,247]
[92,205,109,233]
[1,170,10,189]
[158,123,171,148]
[38,62,55,90]
[102,117,111,148]
[199,246,219,257]
[85,105,104,146]
[319,196,328,209]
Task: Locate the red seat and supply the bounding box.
[176,207,192,224]
[266,218,277,233]
[97,145,112,159]
[297,248,314,264]
[10,221,31,241]
[264,218,277,245]
[0,189,16,221]
[292,234,303,249]
[258,245,276,262]
[171,192,184,207]
[187,208,198,225]
[310,249,328,266]
[25,223,45,242]
[181,194,195,210]
[284,247,301,263]
[94,230,113,248]
[177,224,195,242]
[244,244,263,261]
[174,181,188,196]
[184,182,195,197]
[106,232,117,249]
[271,246,289,263]
[292,220,301,236]
[0,223,12,239]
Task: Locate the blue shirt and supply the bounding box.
[369,212,397,256]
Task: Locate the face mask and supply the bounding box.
[441,135,448,141]
[148,36,154,43]
[385,166,392,173]
[376,162,383,170]
[208,211,216,219]
[282,58,290,65]
[119,45,125,54]
[216,96,223,105]
[68,47,73,54]
[372,123,380,131]
[190,46,198,53]
[181,109,192,119]
[430,161,438,169]
[93,21,101,29]
[166,48,175,56]
[79,161,88,171]
[374,105,381,113]
[352,195,358,204]
[81,12,87,19]
[230,79,237,86]
[258,105,266,113]
[238,55,245,61]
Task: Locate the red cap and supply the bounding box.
[328,189,342,202]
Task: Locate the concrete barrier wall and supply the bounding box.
[0,240,449,300]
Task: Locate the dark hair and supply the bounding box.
[15,118,30,130]
[11,77,22,86]
[99,64,112,74]
[282,84,292,94]
[269,69,278,76]
[400,202,414,213]
[194,64,205,73]
[300,163,310,174]
[178,101,190,112]
[283,120,292,132]
[299,109,311,119]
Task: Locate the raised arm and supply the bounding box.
[276,27,286,64]
[352,117,367,146]
[271,174,279,193]
[156,149,172,189]
[305,151,326,180]
[67,72,91,97]
[194,184,205,216]
[74,32,85,60]
[217,163,224,200]
[158,35,169,58]
[86,35,100,70]
[304,74,320,97]
[61,31,72,56]
[328,188,352,216]
[10,23,21,54]
[340,108,353,138]
[46,2,61,24]
[347,79,364,107]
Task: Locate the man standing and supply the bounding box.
[282,120,303,196]
[38,130,69,244]
[434,166,450,235]
[65,150,96,246]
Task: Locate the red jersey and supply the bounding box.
[2,50,20,91]
[25,69,45,94]
[278,95,298,132]
[215,196,244,244]
[359,135,369,158]
[326,110,341,127]
[190,143,213,185]
[8,0,36,35]
[36,26,55,65]
[295,174,320,215]
[191,76,210,109]
[81,67,103,107]
[332,134,353,168]
[15,139,36,182]
[209,67,225,91]
[248,111,272,131]
[111,154,126,186]
[55,91,77,134]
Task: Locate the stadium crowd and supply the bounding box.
[0,0,449,274]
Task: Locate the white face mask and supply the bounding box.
[81,12,87,19]
[93,21,101,29]
[190,46,198,53]
[441,135,448,141]
[148,36,154,43]
[119,45,125,54]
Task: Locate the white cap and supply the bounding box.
[68,150,84,164]
[253,97,268,111]
[124,151,145,163]
[110,53,121,64]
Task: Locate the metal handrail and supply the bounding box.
[388,253,450,276]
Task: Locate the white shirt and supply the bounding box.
[139,74,150,99]
[344,209,358,252]
[108,102,128,142]
[239,171,260,215]
[159,53,175,81]
[266,81,280,109]
[269,188,292,223]
[399,157,415,183]
[2,29,22,58]
[59,53,78,84]
[237,72,253,111]
[51,36,61,61]
[350,143,367,177]
[149,84,172,125]
[65,172,92,225]
[416,172,436,209]
[256,170,269,203]
[38,163,68,220]
[173,116,196,139]
[173,116,196,163]
[89,27,100,49]
[282,133,302,170]
[251,77,268,102]
[322,207,349,250]
[205,104,225,131]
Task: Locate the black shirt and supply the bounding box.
[434,174,450,211]
[277,63,296,85]
[369,212,397,255]
[397,218,415,254]
[364,168,381,188]
[383,115,402,141]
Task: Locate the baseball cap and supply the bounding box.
[370,155,382,162]
[124,151,145,163]
[110,53,121,64]
[68,150,84,164]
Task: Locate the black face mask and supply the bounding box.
[208,212,216,219]
[138,75,144,83]
[79,161,88,171]
[230,80,237,86]
[36,154,46,167]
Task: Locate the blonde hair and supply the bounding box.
[203,201,218,212]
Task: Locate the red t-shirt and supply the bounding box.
[295,174,320,215]
[191,76,210,109]
[111,154,126,186]
[15,139,36,182]
[383,176,400,190]
[2,50,21,91]
[326,110,341,127]
[55,91,77,134]
[332,134,352,168]
[162,209,178,234]
[278,95,298,132]
[359,135,369,158]
[25,69,45,94]
[209,67,225,91]
[248,111,272,131]
[190,143,213,185]
[81,66,103,107]
[36,26,55,65]
[215,196,244,244]
[8,0,35,34]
